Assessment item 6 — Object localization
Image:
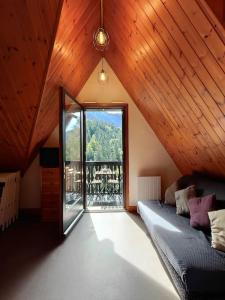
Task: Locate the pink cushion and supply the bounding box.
[188,194,216,229]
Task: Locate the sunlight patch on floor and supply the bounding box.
[90,212,179,299]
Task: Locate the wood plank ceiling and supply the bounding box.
[28,0,100,164]
[0,0,224,178]
[0,0,62,170]
[206,0,225,28]
[0,0,100,171]
[105,0,225,177]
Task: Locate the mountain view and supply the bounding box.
[86,111,122,127]
[86,111,123,161]
[66,110,123,162]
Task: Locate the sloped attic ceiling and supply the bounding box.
[27,0,100,164]
[0,0,224,177]
[105,0,225,177]
[0,0,100,170]
[0,0,62,170]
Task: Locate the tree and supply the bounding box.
[65,118,123,162]
[86,119,122,161]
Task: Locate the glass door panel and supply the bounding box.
[62,91,84,234]
[85,108,124,211]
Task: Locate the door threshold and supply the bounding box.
[85,208,126,213]
[63,209,84,236]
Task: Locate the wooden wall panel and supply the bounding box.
[28,0,101,163]
[105,0,225,177]
[0,0,62,170]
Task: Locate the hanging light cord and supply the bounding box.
[101,0,103,28]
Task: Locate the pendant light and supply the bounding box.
[93,0,109,51]
[98,57,108,83]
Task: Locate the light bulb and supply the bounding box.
[96,29,107,46]
[98,69,108,83]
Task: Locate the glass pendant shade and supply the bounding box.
[93,0,109,51]
[98,68,108,82]
[94,27,109,51]
[98,58,108,83]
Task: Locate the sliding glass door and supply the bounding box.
[61,90,84,235]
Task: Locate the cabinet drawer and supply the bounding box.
[42,183,60,193]
[41,168,59,176]
[41,167,60,222]
[42,208,59,222]
[41,194,60,208]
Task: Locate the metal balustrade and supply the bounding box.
[65,161,123,208]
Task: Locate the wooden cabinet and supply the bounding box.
[41,168,60,222]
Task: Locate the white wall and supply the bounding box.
[20,59,181,208]
[77,59,181,205]
[20,154,41,208]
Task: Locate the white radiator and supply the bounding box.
[0,172,20,230]
[137,176,161,201]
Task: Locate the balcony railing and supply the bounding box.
[65,161,123,208]
[86,161,123,195]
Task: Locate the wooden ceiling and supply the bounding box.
[28,0,100,164]
[0,0,62,170]
[0,0,224,177]
[0,0,100,171]
[206,0,225,28]
[105,0,225,176]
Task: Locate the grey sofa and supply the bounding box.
[138,173,225,300]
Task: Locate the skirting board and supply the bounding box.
[127,206,137,213]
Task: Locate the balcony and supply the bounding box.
[65,161,123,210]
[86,161,123,209]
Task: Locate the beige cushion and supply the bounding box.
[165,181,177,206]
[208,209,225,252]
[175,185,196,215]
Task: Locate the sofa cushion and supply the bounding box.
[175,185,196,215]
[209,209,225,252]
[177,174,194,190]
[188,194,216,229]
[164,181,177,206]
[177,172,225,203]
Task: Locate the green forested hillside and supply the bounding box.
[66,119,123,161]
[66,126,80,161]
[86,119,122,161]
